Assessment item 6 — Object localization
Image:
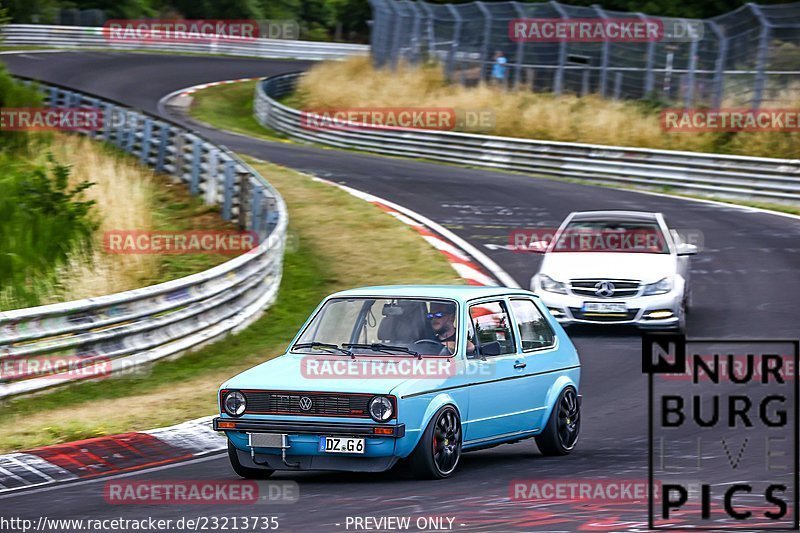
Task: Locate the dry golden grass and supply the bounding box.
[40,135,160,302]
[297,57,799,158]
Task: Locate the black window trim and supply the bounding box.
[467,298,517,359]
[509,297,558,353]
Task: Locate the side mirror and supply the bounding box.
[677,243,698,256]
[528,240,550,253]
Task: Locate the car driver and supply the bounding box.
[427,302,475,354]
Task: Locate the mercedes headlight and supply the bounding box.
[643,277,673,296]
[223,391,247,417]
[539,274,567,295]
[369,396,394,422]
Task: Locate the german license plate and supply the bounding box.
[583,301,627,313]
[318,436,365,454]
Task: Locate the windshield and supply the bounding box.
[293,297,459,356]
[552,220,669,254]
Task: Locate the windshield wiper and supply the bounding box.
[293,342,354,358]
[342,343,421,359]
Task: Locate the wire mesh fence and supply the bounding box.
[369,0,800,108]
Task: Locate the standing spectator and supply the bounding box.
[491,50,507,87]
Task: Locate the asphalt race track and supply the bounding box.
[3,51,799,531]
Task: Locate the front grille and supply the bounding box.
[570,308,639,322]
[241,390,373,418]
[570,279,640,298]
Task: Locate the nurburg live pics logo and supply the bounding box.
[643,333,799,530]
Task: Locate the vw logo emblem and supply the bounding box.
[594,280,615,297]
[299,396,313,411]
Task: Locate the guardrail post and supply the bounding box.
[102,103,114,141]
[190,137,203,195]
[85,97,100,139]
[125,113,138,153]
[140,118,153,164]
[249,182,261,232]
[749,3,770,109]
[222,159,235,221]
[48,86,59,106]
[115,110,126,147]
[206,147,219,205]
[237,170,251,230]
[155,123,170,172]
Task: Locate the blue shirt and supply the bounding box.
[492,56,507,79]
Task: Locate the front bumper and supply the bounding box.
[536,290,682,328]
[231,445,400,472]
[215,417,406,469]
[213,417,405,437]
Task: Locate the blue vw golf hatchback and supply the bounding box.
[214,285,581,479]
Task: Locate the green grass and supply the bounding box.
[146,184,235,283]
[189,80,288,142]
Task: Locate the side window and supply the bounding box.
[510,299,555,351]
[469,301,515,357]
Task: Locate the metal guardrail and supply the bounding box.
[255,72,800,204]
[0,24,368,60]
[0,78,288,398]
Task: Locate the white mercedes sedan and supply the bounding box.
[529,211,698,331]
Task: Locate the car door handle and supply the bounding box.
[513,360,527,369]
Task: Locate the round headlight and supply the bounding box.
[224,391,246,417]
[369,396,393,422]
